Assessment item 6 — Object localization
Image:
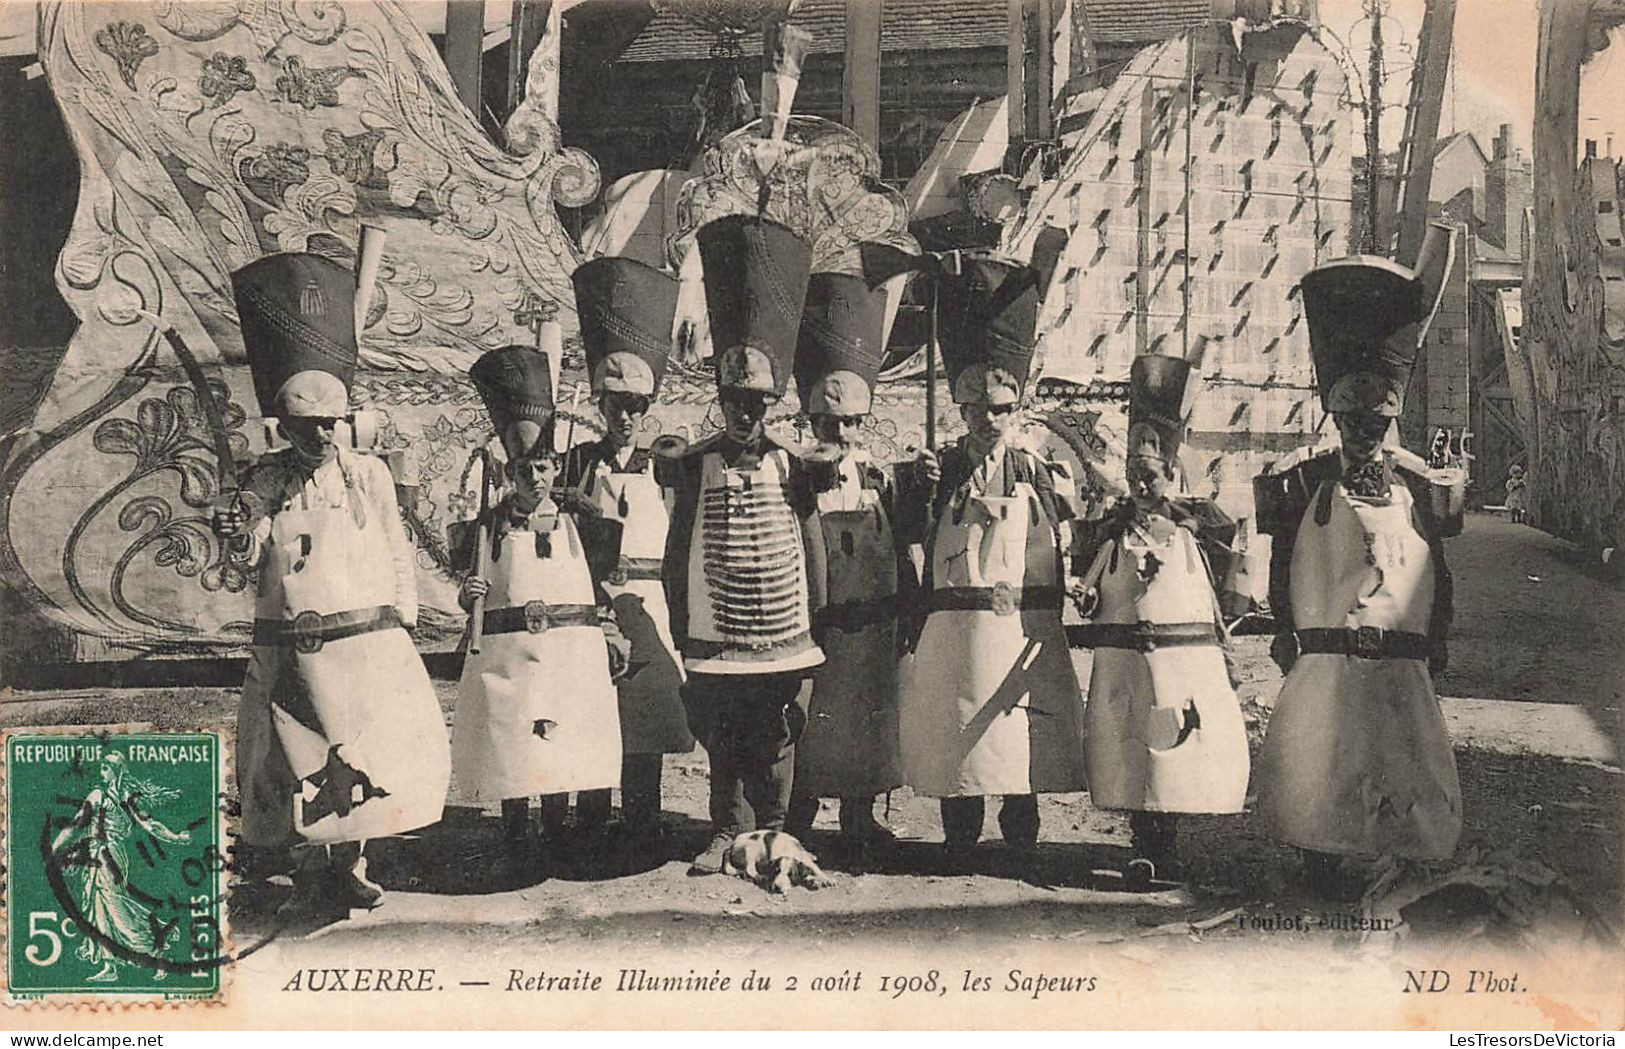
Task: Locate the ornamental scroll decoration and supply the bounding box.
[3,0,598,651]
[671,115,918,280]
[666,115,919,381]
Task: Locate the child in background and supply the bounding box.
[1505,464,1528,524]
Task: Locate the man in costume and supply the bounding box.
[660,215,827,874]
[559,256,695,849]
[214,252,451,911]
[453,346,629,861]
[1072,354,1249,888]
[895,251,1087,866]
[1254,227,1462,897]
[782,264,908,855]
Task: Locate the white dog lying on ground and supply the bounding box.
[721,830,834,894]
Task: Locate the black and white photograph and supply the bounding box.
[0,0,1620,1033]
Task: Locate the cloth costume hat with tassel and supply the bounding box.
[1300,223,1456,417]
[936,228,1068,407]
[231,252,358,418]
[1127,353,1201,463]
[696,215,813,399]
[793,266,897,417]
[469,345,556,449]
[572,256,679,398]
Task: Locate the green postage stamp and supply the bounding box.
[4,726,227,1005]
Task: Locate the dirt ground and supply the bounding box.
[2,512,1620,956]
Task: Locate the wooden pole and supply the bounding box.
[1006,0,1048,153]
[843,0,882,149]
[507,0,549,117]
[1007,0,1025,152]
[926,277,940,452]
[1182,31,1195,361]
[445,0,487,117]
[1395,0,1458,268]
[1363,0,1383,255]
[1033,0,1053,142]
[1134,76,1154,355]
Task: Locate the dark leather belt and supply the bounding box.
[815,596,898,631]
[483,600,601,636]
[1066,620,1217,651]
[253,605,400,654]
[930,584,1063,616]
[1295,626,1431,661]
[607,556,663,585]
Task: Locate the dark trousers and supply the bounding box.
[533,753,666,831]
[1129,811,1178,863]
[940,794,1039,846]
[786,793,878,835]
[683,672,808,836]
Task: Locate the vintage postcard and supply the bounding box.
[0,0,1621,1032]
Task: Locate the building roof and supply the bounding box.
[1432,130,1488,166]
[1077,0,1211,44]
[619,0,1008,63]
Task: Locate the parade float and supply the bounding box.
[0,0,1357,665]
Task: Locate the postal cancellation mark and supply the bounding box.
[5,728,225,1002]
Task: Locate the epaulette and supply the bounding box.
[1169,495,1236,544]
[1077,498,1137,549]
[1252,449,1340,536]
[685,432,724,457]
[1388,446,1431,481]
[761,428,818,461]
[1168,495,1238,582]
[652,432,707,486]
[234,453,293,518]
[1388,447,1466,538]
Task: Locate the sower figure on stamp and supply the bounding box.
[452,347,630,865]
[558,256,695,854]
[51,753,191,982]
[1072,354,1250,889]
[1254,226,1464,899]
[660,215,828,875]
[781,263,917,859]
[895,250,1087,869]
[216,252,451,912]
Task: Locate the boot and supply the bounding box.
[784,793,819,842]
[998,794,1040,855]
[538,793,570,841]
[501,798,531,848]
[332,845,384,911]
[838,796,899,852]
[576,789,613,835]
[688,831,734,876]
[278,846,341,917]
[1300,849,1364,902]
[1124,811,1181,889]
[620,754,665,836]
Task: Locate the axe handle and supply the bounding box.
[354,223,387,329]
[468,450,494,656]
[925,280,939,452]
[468,521,491,656]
